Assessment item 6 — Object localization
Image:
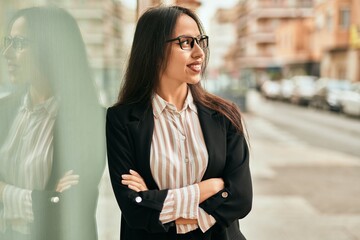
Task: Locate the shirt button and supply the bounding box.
[135,196,142,203]
[50,196,60,203]
[221,192,229,198]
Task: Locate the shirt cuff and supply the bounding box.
[2,184,33,222]
[159,189,175,224]
[159,184,200,234]
[198,207,216,232]
[173,184,200,220]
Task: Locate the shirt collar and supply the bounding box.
[152,89,197,118]
[186,91,197,113]
[21,92,58,117]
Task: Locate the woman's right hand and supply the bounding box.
[56,170,79,193]
[121,169,148,192]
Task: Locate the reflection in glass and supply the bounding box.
[0,6,105,240]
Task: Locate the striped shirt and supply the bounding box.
[0,93,57,234]
[150,91,216,234]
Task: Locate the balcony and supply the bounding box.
[248,32,275,44]
[257,0,313,8]
[68,8,103,20]
[350,24,360,49]
[250,7,313,19]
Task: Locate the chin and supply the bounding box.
[10,75,24,85]
[9,75,17,84]
[187,77,201,85]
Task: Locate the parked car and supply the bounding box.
[290,75,317,105]
[340,83,360,117]
[261,80,281,99]
[279,78,295,101]
[310,78,352,111]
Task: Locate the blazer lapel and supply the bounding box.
[128,103,159,190]
[197,104,227,180]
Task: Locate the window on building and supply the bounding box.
[315,14,325,30]
[326,12,333,31]
[339,8,350,30]
[272,0,282,7]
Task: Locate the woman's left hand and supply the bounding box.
[121,169,148,192]
[0,181,6,202]
[56,170,79,193]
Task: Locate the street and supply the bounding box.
[241,91,360,239]
[96,90,360,240]
[247,91,360,158]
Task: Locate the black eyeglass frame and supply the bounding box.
[166,35,209,50]
[3,36,31,52]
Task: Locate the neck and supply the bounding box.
[30,84,52,105]
[156,82,188,111]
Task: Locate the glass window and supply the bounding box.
[339,8,350,30]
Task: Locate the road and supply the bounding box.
[240,91,360,239]
[246,91,360,158]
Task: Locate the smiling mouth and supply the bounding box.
[188,64,201,73]
[7,64,17,72]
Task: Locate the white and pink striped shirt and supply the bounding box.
[150,90,216,234]
[0,93,57,234]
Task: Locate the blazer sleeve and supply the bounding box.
[31,102,106,240]
[200,118,252,228]
[106,107,170,233]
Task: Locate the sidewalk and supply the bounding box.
[241,114,360,239]
[240,92,360,240]
[96,169,120,240]
[96,93,360,240]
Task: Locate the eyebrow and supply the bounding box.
[173,34,202,38]
[8,35,28,39]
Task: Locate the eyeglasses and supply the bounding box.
[3,36,30,52]
[166,35,209,50]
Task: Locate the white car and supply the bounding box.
[290,76,317,105]
[310,78,351,111]
[261,80,281,99]
[280,79,295,101]
[340,83,360,117]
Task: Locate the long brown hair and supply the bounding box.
[117,6,244,134]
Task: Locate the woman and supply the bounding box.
[106,5,252,240]
[0,6,105,240]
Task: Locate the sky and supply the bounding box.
[120,0,238,10]
[120,0,238,29]
[198,1,238,29]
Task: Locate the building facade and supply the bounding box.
[231,0,359,84]
[275,17,318,78]
[232,0,314,86]
[313,0,359,82]
[137,0,201,17]
[208,8,237,78]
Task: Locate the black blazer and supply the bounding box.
[31,98,106,240]
[106,101,252,240]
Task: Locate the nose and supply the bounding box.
[191,40,204,59]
